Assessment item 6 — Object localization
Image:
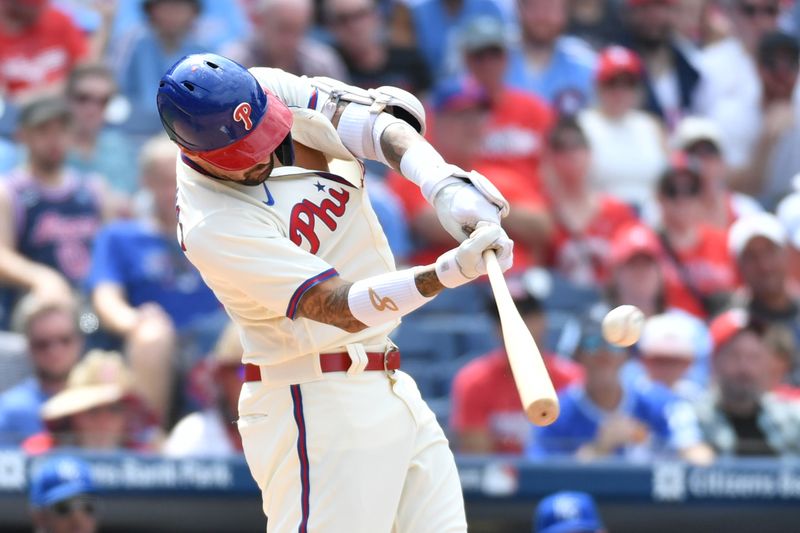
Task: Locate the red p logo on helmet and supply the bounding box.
[233,102,253,130]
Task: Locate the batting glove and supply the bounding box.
[432,170,510,243]
[435,222,514,288]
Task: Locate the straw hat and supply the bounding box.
[212,323,243,366]
[41,350,133,421]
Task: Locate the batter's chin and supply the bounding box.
[239,156,275,186]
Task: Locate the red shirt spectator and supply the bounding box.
[661,224,737,317]
[0,3,89,101]
[545,195,637,286]
[477,88,553,192]
[451,348,583,454]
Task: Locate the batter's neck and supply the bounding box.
[293,141,329,172]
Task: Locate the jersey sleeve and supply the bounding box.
[182,211,338,319]
[248,67,317,110]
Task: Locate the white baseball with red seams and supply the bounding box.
[602,305,645,347]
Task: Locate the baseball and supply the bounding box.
[602,305,645,347]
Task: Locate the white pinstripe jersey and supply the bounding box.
[175,68,399,366]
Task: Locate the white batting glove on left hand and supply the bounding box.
[435,222,514,288]
[431,169,510,242]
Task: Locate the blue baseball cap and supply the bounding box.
[29,456,95,508]
[534,491,604,533]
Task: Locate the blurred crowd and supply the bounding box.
[2,0,800,479]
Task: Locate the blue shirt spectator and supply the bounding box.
[0,377,48,445]
[65,64,140,196]
[402,0,508,79]
[109,0,249,52]
[528,380,703,461]
[86,220,220,332]
[509,0,597,113]
[527,309,712,464]
[0,297,83,447]
[112,1,209,139]
[506,35,597,114]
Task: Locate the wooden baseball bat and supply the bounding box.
[482,250,560,426]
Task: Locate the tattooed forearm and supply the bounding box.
[379,121,423,171]
[414,265,445,298]
[296,278,366,333]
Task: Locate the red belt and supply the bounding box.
[243,350,401,382]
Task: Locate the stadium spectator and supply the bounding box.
[0,96,110,299]
[450,278,583,454]
[460,15,554,193]
[113,0,207,139]
[164,323,243,457]
[607,223,666,318]
[655,155,736,318]
[87,135,226,423]
[618,0,703,129]
[775,189,800,288]
[637,312,704,400]
[324,0,431,94]
[224,0,347,80]
[733,31,800,207]
[508,0,597,113]
[694,309,800,456]
[566,0,622,50]
[579,45,668,215]
[672,116,762,229]
[0,0,91,104]
[65,64,139,200]
[387,77,549,268]
[534,491,606,533]
[29,456,98,533]
[0,295,82,445]
[528,308,713,463]
[387,0,506,79]
[541,117,638,287]
[109,0,251,52]
[762,324,800,401]
[696,0,780,170]
[728,212,800,383]
[23,350,161,454]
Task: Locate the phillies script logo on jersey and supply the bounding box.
[289,188,350,254]
[233,102,253,130]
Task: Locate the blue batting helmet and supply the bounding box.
[157,53,293,171]
[534,491,604,533]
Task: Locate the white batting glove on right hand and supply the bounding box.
[435,222,513,288]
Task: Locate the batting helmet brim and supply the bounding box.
[190,89,293,172]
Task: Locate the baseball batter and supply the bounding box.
[156,53,513,532]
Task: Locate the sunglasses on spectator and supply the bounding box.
[30,333,78,352]
[49,497,95,517]
[660,177,702,199]
[686,141,720,158]
[72,92,112,107]
[738,2,779,18]
[468,46,506,61]
[601,75,639,89]
[329,6,373,26]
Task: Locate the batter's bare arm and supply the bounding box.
[296,265,445,333]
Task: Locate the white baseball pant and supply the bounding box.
[237,369,467,533]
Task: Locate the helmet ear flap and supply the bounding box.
[274,133,295,166]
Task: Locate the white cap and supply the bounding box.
[776,192,800,250]
[638,313,696,359]
[673,116,722,150]
[728,212,787,258]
